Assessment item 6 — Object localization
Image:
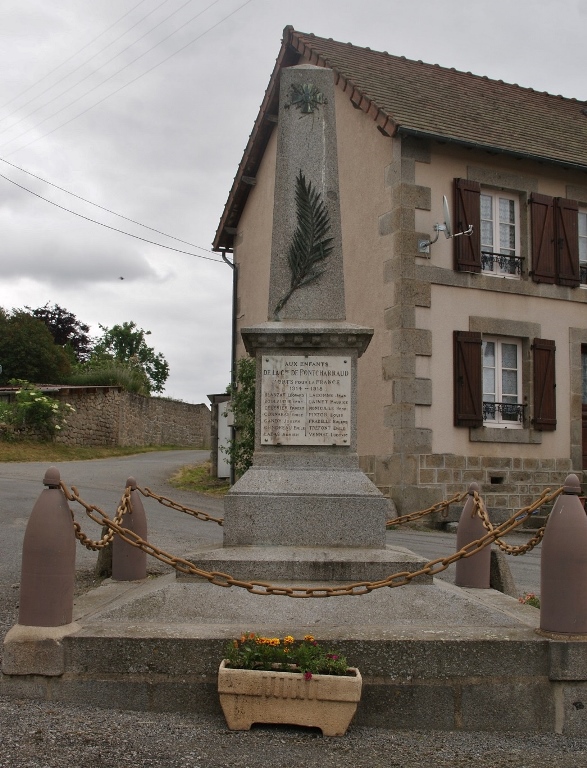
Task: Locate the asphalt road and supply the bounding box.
[0,450,222,588]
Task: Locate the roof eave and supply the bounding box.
[397,126,587,174]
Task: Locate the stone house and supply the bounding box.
[212,27,587,517]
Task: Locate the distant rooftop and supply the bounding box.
[214,26,587,250]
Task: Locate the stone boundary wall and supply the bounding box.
[54,387,210,448]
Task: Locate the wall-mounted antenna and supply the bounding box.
[418,196,473,255]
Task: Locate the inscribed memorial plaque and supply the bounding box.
[261,355,351,445]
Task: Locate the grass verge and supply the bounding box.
[0,441,197,463]
[169,461,230,496]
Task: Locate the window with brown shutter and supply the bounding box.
[454,179,481,273]
[454,330,482,427]
[533,338,556,431]
[554,197,580,287]
[530,193,556,283]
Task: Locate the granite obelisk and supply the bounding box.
[222,64,389,553]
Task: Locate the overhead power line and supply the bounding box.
[0,171,225,264]
[0,0,176,128]
[0,155,216,253]
[0,0,152,112]
[0,0,201,136]
[1,0,245,155]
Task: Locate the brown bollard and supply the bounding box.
[18,467,76,627]
[455,482,491,588]
[112,477,147,581]
[540,474,587,634]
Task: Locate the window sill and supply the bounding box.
[469,426,542,444]
[481,272,521,280]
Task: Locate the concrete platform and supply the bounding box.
[4,567,587,734]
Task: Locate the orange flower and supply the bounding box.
[304,635,315,643]
[283,635,295,645]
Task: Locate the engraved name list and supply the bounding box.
[261,355,351,445]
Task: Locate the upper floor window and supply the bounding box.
[482,337,523,427]
[579,211,587,286]
[480,192,520,277]
[453,179,524,276]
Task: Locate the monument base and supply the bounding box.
[223,466,388,548]
[179,543,432,584]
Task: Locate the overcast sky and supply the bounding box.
[1,0,586,405]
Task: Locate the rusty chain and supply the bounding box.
[62,482,562,598]
[133,485,465,530]
[473,487,562,556]
[386,491,468,527]
[62,482,132,550]
[137,486,224,526]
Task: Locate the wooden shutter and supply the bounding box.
[530,193,556,283]
[533,338,556,431]
[454,331,482,427]
[554,197,580,287]
[454,179,481,272]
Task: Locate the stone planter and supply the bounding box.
[218,660,362,736]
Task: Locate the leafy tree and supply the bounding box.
[89,321,169,394]
[27,303,93,362]
[0,308,71,384]
[222,357,256,477]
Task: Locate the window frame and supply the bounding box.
[480,190,521,279]
[482,336,524,428]
[579,209,587,287]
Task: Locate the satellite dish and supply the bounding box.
[418,195,473,254]
[442,195,452,239]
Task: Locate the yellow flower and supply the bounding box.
[283,635,295,645]
[304,635,315,642]
[270,638,280,646]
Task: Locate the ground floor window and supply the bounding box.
[482,337,523,426]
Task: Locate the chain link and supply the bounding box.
[137,486,224,526]
[62,482,132,550]
[386,492,468,527]
[473,488,562,555]
[62,482,562,598]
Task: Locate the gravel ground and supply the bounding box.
[1,696,587,768]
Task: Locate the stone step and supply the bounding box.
[180,544,432,584]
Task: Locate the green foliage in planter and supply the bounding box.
[224,633,350,678]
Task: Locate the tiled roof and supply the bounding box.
[214,27,587,250]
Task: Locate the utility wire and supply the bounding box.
[0,0,151,112]
[0,0,176,127]
[0,155,215,253]
[0,0,202,136]
[0,171,224,263]
[1,0,229,153]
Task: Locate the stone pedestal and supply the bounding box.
[223,322,389,551]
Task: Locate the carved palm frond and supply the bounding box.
[273,170,333,320]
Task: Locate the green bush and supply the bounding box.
[222,357,256,478]
[1,381,74,441]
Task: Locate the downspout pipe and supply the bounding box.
[222,249,237,486]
